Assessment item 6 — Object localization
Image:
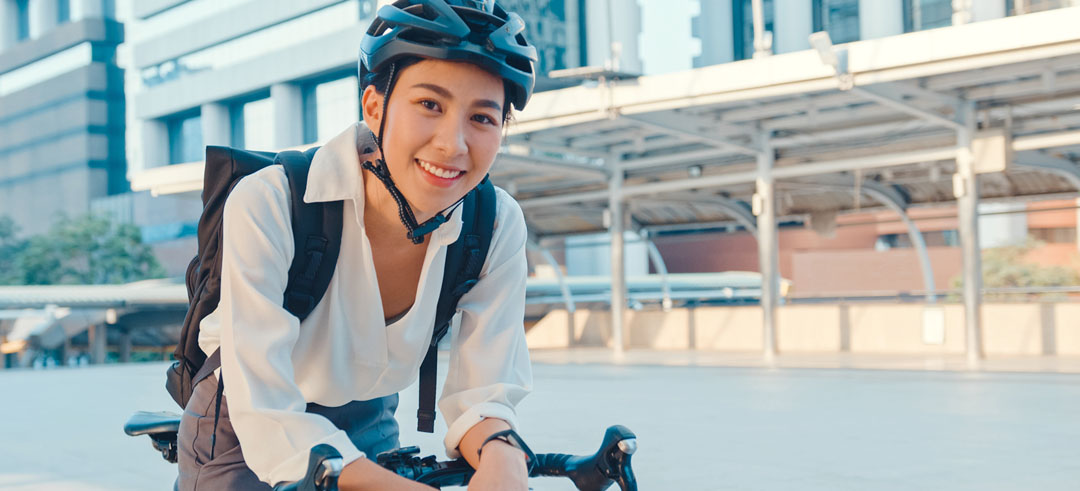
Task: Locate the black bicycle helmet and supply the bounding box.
[359,0,538,111]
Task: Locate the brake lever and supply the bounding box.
[533,425,638,491]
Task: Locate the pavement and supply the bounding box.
[1,351,1078,490]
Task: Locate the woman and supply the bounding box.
[176,1,539,489]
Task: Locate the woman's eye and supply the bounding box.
[473,114,497,126]
[420,100,439,111]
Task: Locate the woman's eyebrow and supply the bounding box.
[411,83,502,112]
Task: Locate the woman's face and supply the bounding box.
[362,58,505,217]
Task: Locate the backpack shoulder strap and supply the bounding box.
[278,147,343,321]
[417,176,497,433]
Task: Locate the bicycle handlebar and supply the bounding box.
[271,425,638,491]
[272,444,343,491]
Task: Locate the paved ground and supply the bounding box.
[1,352,1078,490]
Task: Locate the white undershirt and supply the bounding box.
[197,122,532,485]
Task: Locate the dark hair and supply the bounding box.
[362,56,515,124]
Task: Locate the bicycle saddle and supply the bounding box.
[124,411,182,437]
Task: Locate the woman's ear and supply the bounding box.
[360,84,383,132]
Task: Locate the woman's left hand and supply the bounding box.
[467,441,528,491]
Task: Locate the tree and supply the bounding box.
[0,216,26,284]
[3,213,166,285]
[952,237,1080,300]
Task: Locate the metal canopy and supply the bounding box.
[493,10,1080,363]
[499,10,1080,239]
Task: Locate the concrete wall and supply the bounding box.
[527,302,1080,357]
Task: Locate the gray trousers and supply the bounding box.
[177,374,400,490]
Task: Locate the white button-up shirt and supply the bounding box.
[197,122,532,485]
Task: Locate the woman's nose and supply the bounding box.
[432,116,468,158]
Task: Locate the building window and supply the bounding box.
[812,0,860,44]
[1006,0,1073,15]
[876,230,960,250]
[16,0,31,41]
[168,112,203,165]
[303,76,359,144]
[903,0,952,32]
[139,1,362,89]
[733,0,774,61]
[1030,227,1077,244]
[58,0,70,23]
[230,96,274,150]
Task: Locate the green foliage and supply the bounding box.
[952,237,1080,300]
[0,213,166,285]
[0,216,26,284]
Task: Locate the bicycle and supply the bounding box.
[124,411,638,490]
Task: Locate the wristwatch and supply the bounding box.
[479,429,536,474]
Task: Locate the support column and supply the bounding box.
[859,0,903,39]
[140,119,170,169]
[955,101,983,366]
[60,335,71,366]
[88,324,107,365]
[754,134,779,362]
[28,0,57,39]
[951,0,972,25]
[119,329,132,363]
[201,102,231,148]
[271,83,304,149]
[0,0,18,51]
[750,0,771,57]
[608,156,626,356]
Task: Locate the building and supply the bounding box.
[690,0,1076,67]
[124,0,591,274]
[0,0,126,236]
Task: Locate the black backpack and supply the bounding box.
[165,145,496,433]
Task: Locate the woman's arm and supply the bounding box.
[214,167,369,485]
[437,188,533,487]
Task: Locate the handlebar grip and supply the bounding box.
[530,426,638,491]
[272,444,343,491]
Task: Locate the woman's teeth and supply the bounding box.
[417,159,463,179]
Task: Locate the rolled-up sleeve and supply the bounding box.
[440,189,533,458]
[214,168,365,485]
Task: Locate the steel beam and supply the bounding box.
[755,133,779,362]
[621,114,760,156]
[608,155,626,356]
[497,153,609,179]
[636,194,759,240]
[851,86,965,132]
[797,177,937,302]
[955,101,983,367]
[1014,150,1080,190]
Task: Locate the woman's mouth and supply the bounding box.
[416,159,465,180]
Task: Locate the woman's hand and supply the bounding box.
[467,440,528,491]
[338,456,435,491]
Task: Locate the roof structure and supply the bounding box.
[495,9,1080,238]
[122,9,1080,363]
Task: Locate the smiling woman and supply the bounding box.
[174,2,541,491]
[362,58,506,220]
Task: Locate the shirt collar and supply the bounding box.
[303,122,464,245]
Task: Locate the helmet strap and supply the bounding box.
[363,61,456,245]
